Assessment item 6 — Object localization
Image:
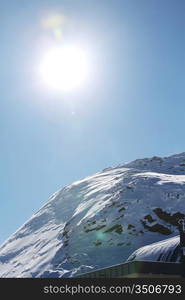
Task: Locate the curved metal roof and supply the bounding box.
[127,236,182,263]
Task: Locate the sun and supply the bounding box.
[39,45,89,91]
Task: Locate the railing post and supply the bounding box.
[178,218,185,277]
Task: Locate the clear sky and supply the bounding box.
[0,0,185,244]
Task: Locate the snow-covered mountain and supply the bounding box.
[1,152,185,278]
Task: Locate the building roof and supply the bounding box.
[76,260,182,278]
[127,236,181,263]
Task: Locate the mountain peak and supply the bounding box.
[120,152,185,174]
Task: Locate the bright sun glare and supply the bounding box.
[39,45,89,91]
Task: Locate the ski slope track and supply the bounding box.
[1,152,185,277]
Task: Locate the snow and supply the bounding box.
[127,235,181,262]
[0,152,185,277]
[135,172,185,185]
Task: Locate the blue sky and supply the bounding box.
[0,0,185,244]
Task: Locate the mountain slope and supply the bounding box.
[1,153,185,277]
